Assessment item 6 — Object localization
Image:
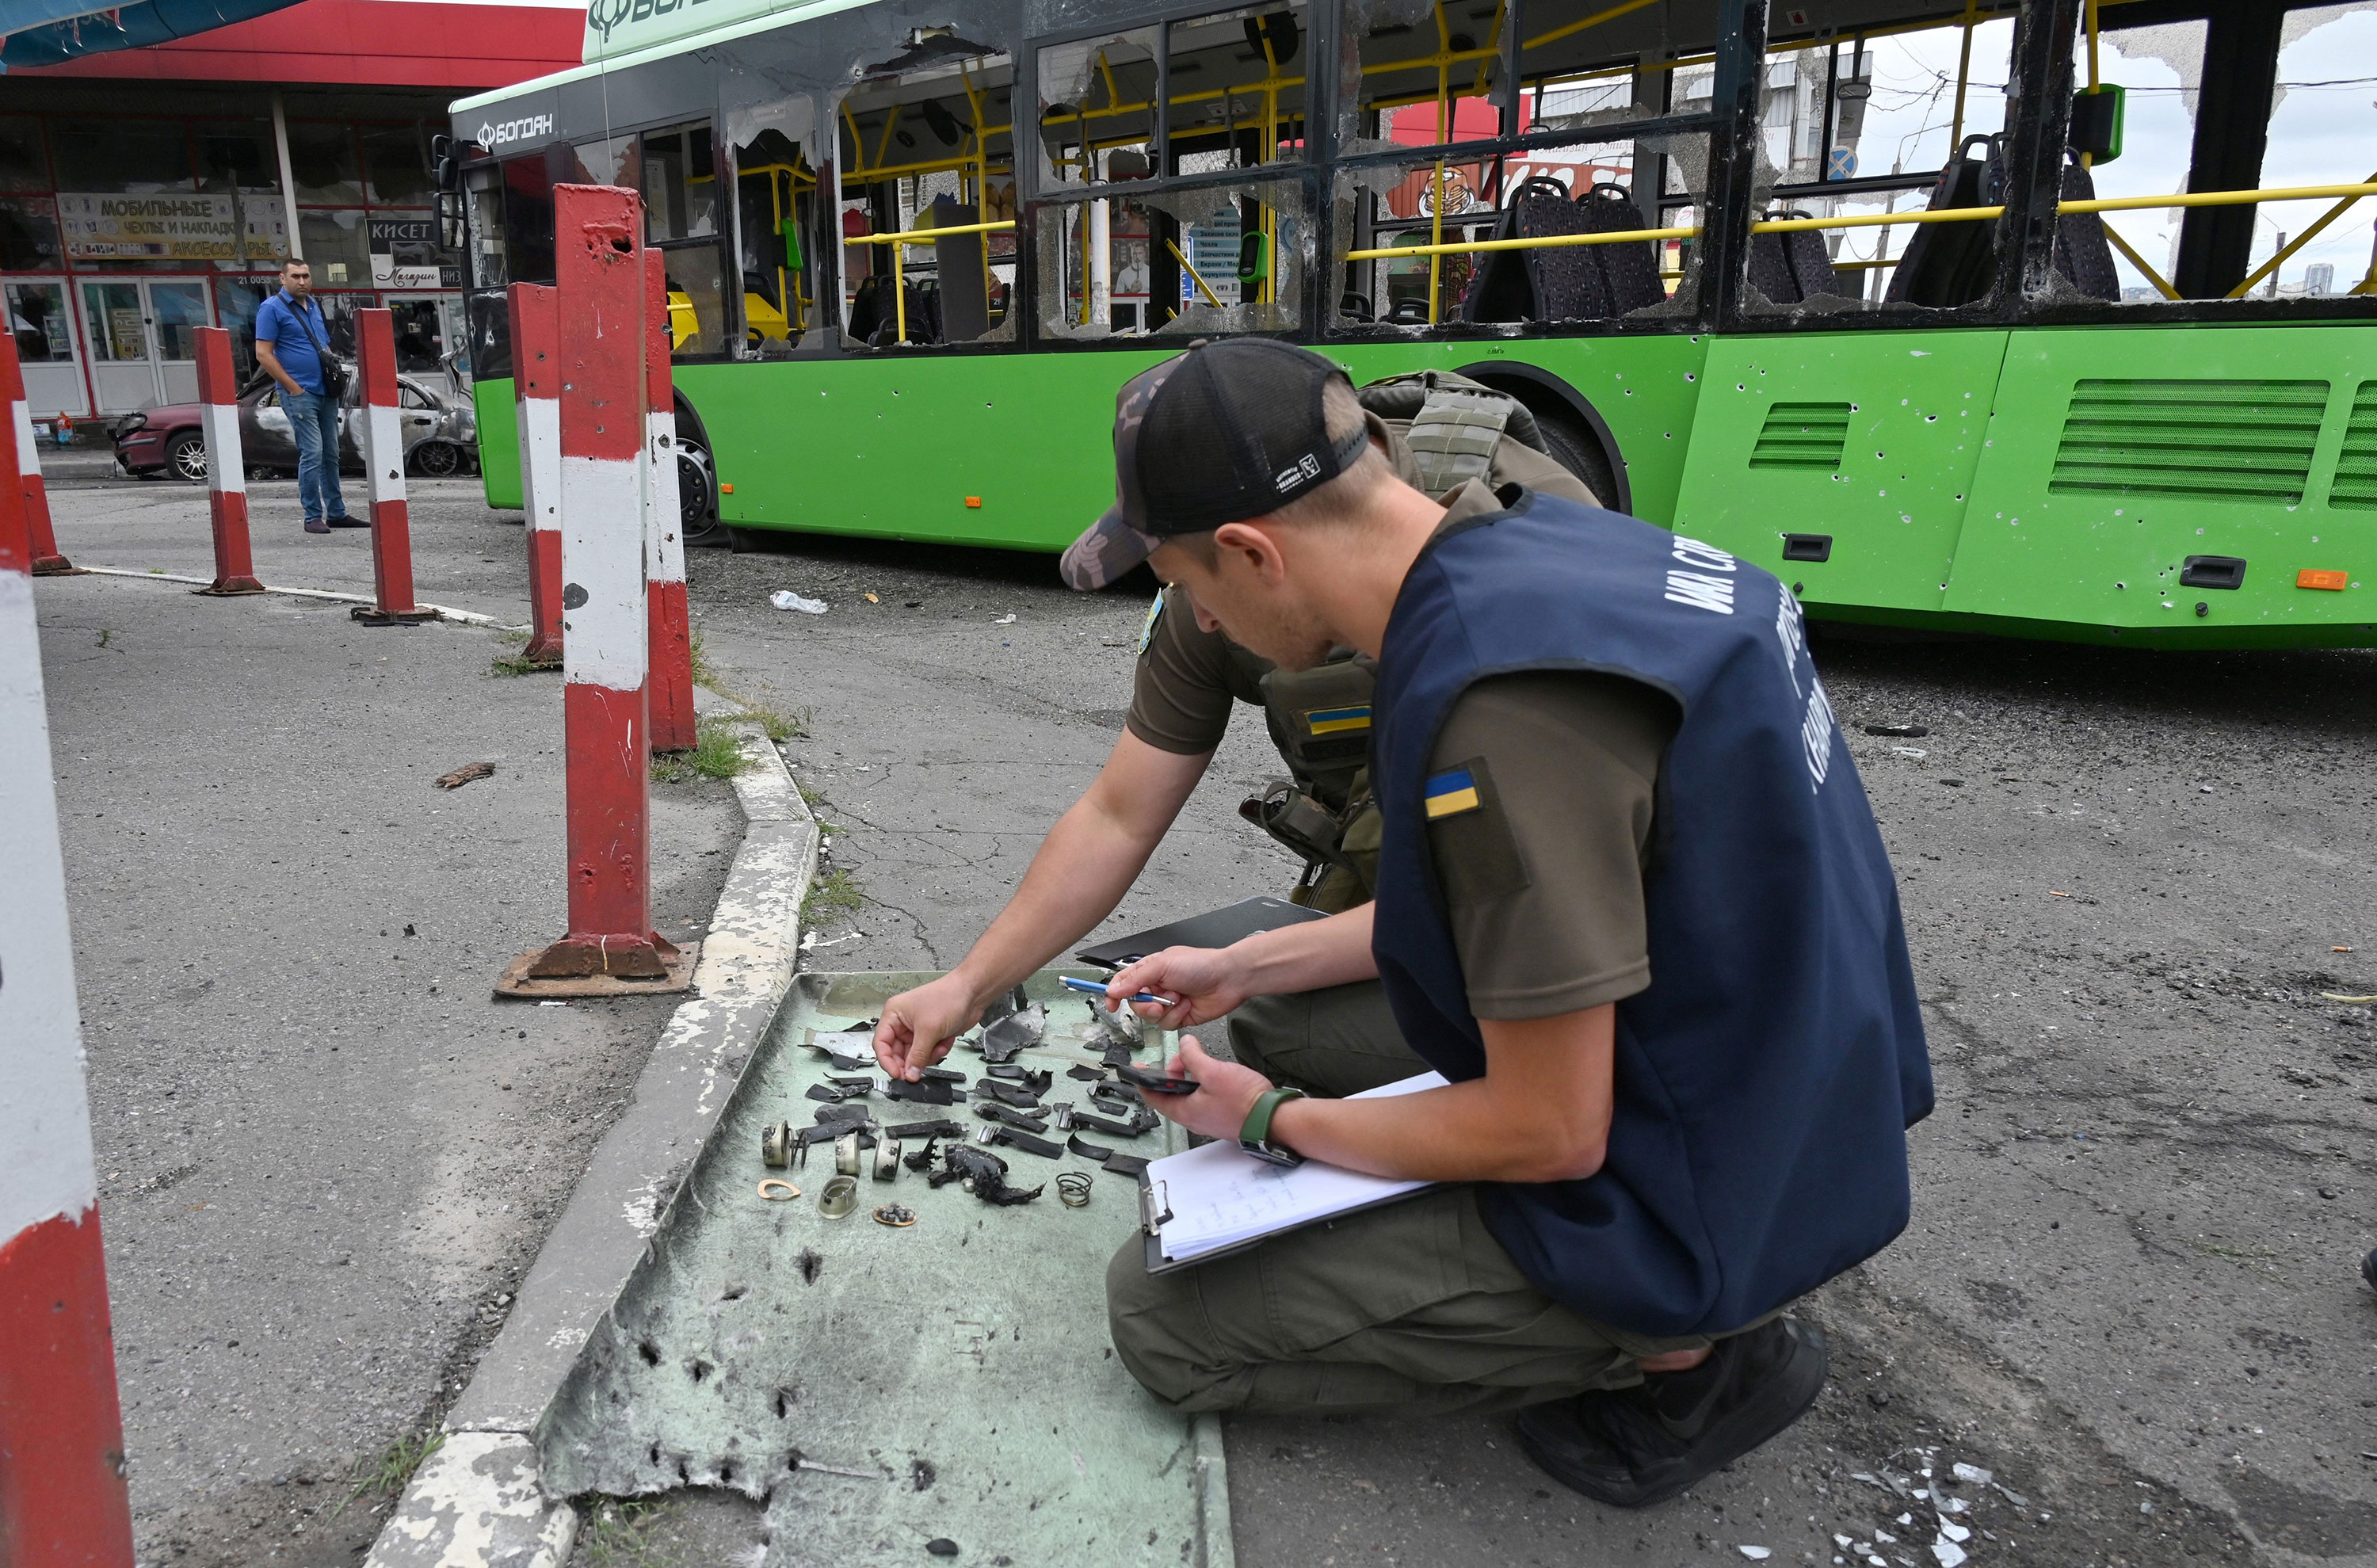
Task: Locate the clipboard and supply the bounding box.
[1135,1162,1437,1275]
[1076,896,1328,972]
[1131,1071,1448,1275]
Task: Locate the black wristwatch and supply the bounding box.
[1238,1085,1307,1168]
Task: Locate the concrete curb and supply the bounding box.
[364,723,818,1566]
[73,565,526,630]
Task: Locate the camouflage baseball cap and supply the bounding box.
[1059,338,1367,591]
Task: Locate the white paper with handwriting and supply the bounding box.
[1146,1071,1448,1261]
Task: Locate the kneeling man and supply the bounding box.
[1060,338,1932,1507]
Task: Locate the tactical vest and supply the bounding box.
[1242,375,1545,910]
[1369,489,1933,1336]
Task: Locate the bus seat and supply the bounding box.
[1886,134,2003,308]
[1749,211,1852,305]
[744,269,782,312]
[2051,151,2119,300]
[1460,176,1605,323]
[1579,182,1666,314]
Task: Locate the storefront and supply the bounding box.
[0,0,578,422]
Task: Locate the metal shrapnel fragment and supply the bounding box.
[885,1075,955,1106]
[1066,1134,1116,1163]
[973,1103,1050,1135]
[873,1135,902,1181]
[874,1204,917,1228]
[756,1179,800,1201]
[979,1001,1046,1064]
[817,1176,859,1219]
[972,1078,1041,1110]
[978,1123,1065,1160]
[1055,1171,1093,1207]
[761,1121,793,1167]
[1102,1153,1150,1178]
[885,1118,965,1143]
[903,1138,940,1173]
[834,1132,861,1176]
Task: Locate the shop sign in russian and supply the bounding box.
[57,193,239,259]
[369,216,457,288]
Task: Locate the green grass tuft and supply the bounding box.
[576,1497,677,1568]
[802,866,865,925]
[329,1429,444,1520]
[653,715,754,783]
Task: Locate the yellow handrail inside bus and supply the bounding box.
[1341,181,2377,261]
[860,219,1018,342]
[1167,237,1225,307]
[2226,170,2377,299]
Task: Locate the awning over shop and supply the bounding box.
[0,0,305,70]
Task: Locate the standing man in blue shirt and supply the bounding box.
[253,259,355,535]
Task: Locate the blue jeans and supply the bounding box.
[286,387,348,522]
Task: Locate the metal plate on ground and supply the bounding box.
[533,970,1229,1568]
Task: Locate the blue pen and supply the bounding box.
[1061,975,1172,1005]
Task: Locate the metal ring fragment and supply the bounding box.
[1055,1171,1094,1207]
[761,1121,793,1168]
[757,1179,802,1201]
[874,1204,917,1228]
[834,1131,861,1176]
[818,1175,860,1219]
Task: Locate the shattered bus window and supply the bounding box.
[1330,0,1714,330]
[1738,13,2016,316]
[1039,174,1307,338]
[1036,25,1159,190]
[834,38,1016,347]
[1165,4,1313,171]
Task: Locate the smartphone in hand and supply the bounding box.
[1114,1061,1199,1097]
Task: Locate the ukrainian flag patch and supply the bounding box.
[1303,705,1371,737]
[1423,766,1482,818]
[1135,593,1166,655]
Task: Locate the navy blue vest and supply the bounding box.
[1371,490,1933,1337]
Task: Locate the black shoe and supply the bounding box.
[326,514,369,528]
[2363,1248,2376,1292]
[1515,1318,1829,1509]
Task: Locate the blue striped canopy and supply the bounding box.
[1,0,305,70]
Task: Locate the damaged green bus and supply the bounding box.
[446,0,2377,647]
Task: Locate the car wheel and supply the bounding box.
[165,431,208,484]
[409,440,463,479]
[678,441,725,548]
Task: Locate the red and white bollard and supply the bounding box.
[191,326,263,597]
[509,282,563,666]
[0,373,138,1567]
[497,185,691,995]
[643,248,696,753]
[0,334,75,576]
[349,309,434,626]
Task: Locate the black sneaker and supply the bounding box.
[326,514,369,528]
[1515,1317,1829,1509]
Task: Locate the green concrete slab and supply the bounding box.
[535,971,1230,1568]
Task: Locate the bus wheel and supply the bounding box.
[678,441,725,548]
[1536,414,1620,512]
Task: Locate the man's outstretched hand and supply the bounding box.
[873,971,982,1082]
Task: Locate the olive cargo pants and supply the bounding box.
[1104,980,1711,1417]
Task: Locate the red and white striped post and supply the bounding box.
[643,248,695,752]
[0,370,138,1567]
[497,185,689,995]
[191,326,263,597]
[0,333,75,576]
[508,283,563,666]
[349,309,435,625]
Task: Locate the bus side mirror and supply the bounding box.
[1236,230,1270,283]
[430,134,461,193]
[2070,85,2123,164]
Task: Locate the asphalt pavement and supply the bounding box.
[683,528,2377,1568]
[36,465,741,1565]
[39,454,2377,1568]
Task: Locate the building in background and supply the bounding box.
[0,0,580,424]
